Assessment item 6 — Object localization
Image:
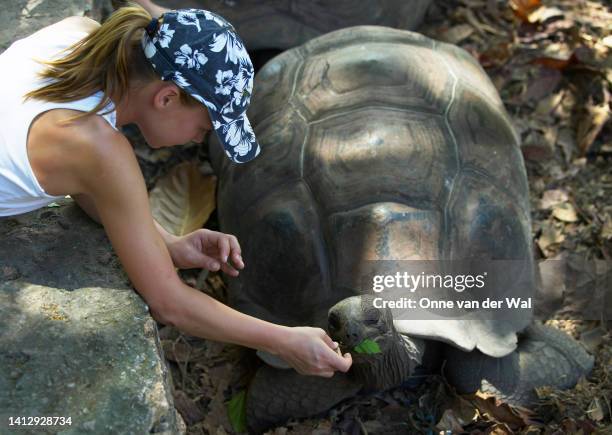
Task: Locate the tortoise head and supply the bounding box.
[328,294,395,352]
[328,295,424,391]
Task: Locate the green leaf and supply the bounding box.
[353,339,381,354]
[227,390,247,433]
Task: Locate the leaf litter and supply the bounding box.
[117,0,611,433]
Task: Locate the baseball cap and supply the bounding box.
[141,9,260,163]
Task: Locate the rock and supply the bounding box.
[0,0,114,53]
[1,265,20,280]
[0,199,185,434]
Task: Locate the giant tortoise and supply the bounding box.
[131,0,432,50]
[208,26,594,432]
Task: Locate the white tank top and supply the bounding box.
[0,19,118,217]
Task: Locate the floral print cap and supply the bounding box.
[141,9,260,163]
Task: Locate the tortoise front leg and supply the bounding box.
[246,364,362,433]
[442,322,594,406]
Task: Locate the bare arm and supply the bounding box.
[72,193,178,246]
[72,187,279,347]
[74,124,351,376]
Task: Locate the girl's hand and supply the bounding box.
[168,229,244,275]
[276,327,353,377]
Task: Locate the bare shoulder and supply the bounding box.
[66,111,126,149]
[64,114,147,201]
[28,109,136,196]
[61,113,135,177]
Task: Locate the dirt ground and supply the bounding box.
[126,1,611,434]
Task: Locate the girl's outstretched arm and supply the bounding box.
[71,193,240,274]
[71,116,352,377]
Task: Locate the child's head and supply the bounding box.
[27,5,260,163]
[140,9,260,162]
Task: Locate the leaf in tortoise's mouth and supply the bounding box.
[353,338,382,355]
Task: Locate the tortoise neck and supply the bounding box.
[352,332,424,391]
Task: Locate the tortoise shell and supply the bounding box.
[209,26,534,357]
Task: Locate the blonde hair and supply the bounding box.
[25,3,197,122]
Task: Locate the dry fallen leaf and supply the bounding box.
[174,389,206,425]
[521,130,554,161]
[586,397,606,422]
[532,43,575,70]
[149,161,217,236]
[527,6,564,24]
[601,214,612,240]
[523,68,562,102]
[468,391,538,429]
[537,220,565,255]
[440,24,475,44]
[577,101,610,155]
[556,127,578,163]
[487,423,515,435]
[479,42,513,68]
[540,189,569,209]
[436,408,467,432]
[509,0,542,22]
[535,91,564,117]
[463,8,501,36]
[202,362,234,434]
[552,202,579,222]
[162,340,198,363]
[436,395,478,432]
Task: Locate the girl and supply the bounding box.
[0,5,352,377]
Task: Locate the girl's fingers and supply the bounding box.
[232,251,244,269]
[216,236,230,263]
[321,333,335,348]
[220,262,239,277]
[228,234,241,255]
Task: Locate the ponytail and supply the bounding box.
[25,4,178,122]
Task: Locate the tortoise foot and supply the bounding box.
[443,322,594,406]
[246,365,361,433]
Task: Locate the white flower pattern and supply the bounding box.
[143,23,175,59]
[176,12,201,32]
[174,43,208,70]
[233,65,253,108]
[204,10,225,27]
[214,69,235,96]
[222,116,255,157]
[170,71,190,88]
[209,31,249,64]
[143,38,156,59]
[157,24,175,48]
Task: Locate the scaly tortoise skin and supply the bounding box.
[209,26,594,433]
